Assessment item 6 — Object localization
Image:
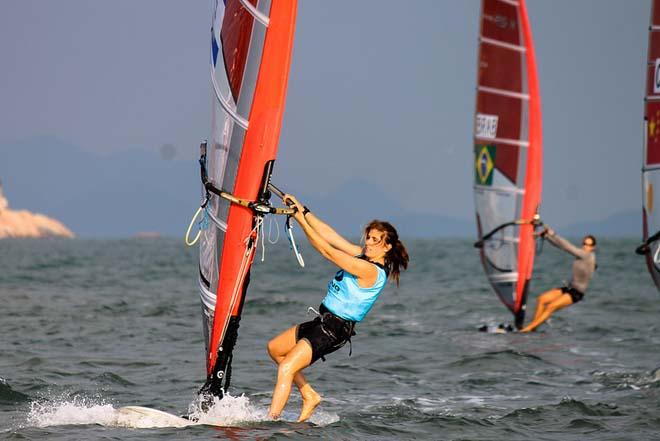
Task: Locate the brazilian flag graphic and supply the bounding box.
[474,145,496,186]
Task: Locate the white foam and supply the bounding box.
[24,392,339,429]
[188,393,267,426]
[188,393,339,427]
[27,396,116,428]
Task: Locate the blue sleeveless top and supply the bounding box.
[321,259,388,322]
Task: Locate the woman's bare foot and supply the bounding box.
[298,387,321,422]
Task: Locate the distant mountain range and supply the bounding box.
[558,209,641,239]
[0,137,642,238]
[0,137,198,237]
[297,179,473,238]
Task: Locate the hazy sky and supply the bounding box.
[0,0,650,230]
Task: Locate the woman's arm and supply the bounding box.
[284,195,362,256]
[285,195,377,285]
[302,211,363,256]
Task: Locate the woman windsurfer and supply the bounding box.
[520,227,596,333]
[266,194,409,422]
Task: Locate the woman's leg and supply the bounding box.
[268,339,315,420]
[267,327,321,421]
[531,289,564,322]
[267,326,311,391]
[521,293,573,333]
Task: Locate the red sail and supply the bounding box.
[199,0,298,390]
[473,0,543,328]
[641,0,660,290]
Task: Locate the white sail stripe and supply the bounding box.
[475,136,530,147]
[492,236,520,243]
[480,36,526,53]
[646,95,660,101]
[489,273,519,282]
[198,279,217,311]
[643,164,660,171]
[651,25,660,31]
[210,64,250,130]
[206,205,228,232]
[238,0,270,27]
[474,184,525,195]
[478,86,530,101]
[495,0,520,7]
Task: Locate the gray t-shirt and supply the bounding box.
[546,232,596,293]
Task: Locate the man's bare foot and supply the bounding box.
[298,390,321,422]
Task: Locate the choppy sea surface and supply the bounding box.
[1,236,659,440]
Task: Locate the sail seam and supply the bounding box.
[199,280,217,310]
[489,273,519,282]
[494,236,520,243]
[478,86,530,101]
[475,136,530,147]
[210,63,250,129]
[205,206,229,232]
[495,0,520,7]
[474,185,525,195]
[480,36,526,53]
[238,0,270,27]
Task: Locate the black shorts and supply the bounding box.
[296,304,356,364]
[560,286,584,304]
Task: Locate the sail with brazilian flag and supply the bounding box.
[472,0,543,329]
[638,0,660,290]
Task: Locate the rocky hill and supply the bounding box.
[0,183,74,239]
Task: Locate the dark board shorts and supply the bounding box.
[560,286,584,304]
[296,304,356,364]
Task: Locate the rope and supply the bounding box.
[260,217,266,262]
[267,216,280,244]
[185,206,204,246]
[286,215,305,267]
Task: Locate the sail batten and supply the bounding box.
[473,184,525,194]
[477,86,530,100]
[238,0,270,26]
[480,37,526,53]
[474,137,530,147]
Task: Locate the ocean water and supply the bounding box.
[1,236,659,440]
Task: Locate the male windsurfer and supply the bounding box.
[266,194,409,422]
[520,227,596,332]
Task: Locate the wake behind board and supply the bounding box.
[114,406,195,428]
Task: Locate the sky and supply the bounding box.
[0,0,650,236]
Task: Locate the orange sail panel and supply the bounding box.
[642,0,660,290]
[473,0,543,328]
[198,0,297,395]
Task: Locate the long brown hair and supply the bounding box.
[364,220,409,286]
